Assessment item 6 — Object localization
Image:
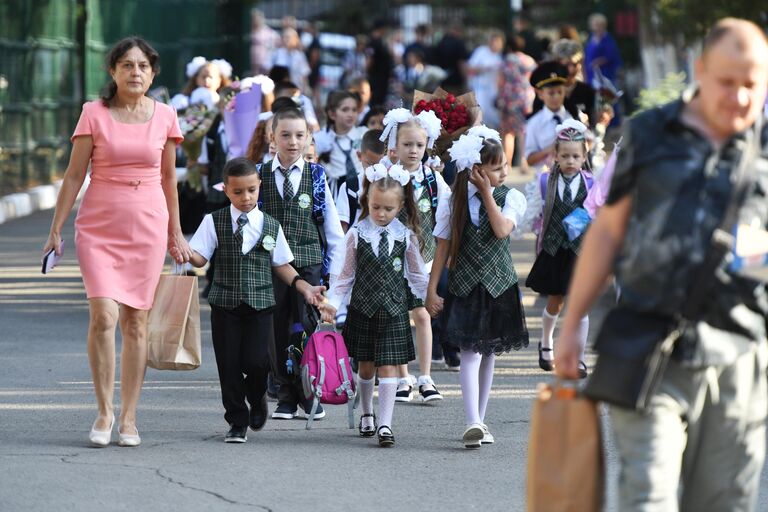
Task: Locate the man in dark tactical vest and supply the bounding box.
[557,19,768,511]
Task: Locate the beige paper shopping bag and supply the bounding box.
[147,274,201,370]
[526,383,604,512]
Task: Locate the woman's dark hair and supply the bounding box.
[223,157,260,182]
[100,36,160,106]
[504,33,526,54]
[447,138,504,267]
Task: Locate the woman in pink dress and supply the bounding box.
[43,37,192,447]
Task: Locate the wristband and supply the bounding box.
[290,275,304,289]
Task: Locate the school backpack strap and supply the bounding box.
[309,162,330,278]
[539,172,549,202]
[423,167,439,210]
[346,173,360,227]
[256,161,265,210]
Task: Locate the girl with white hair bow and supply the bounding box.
[320,163,429,447]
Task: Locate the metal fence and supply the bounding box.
[0,0,251,195]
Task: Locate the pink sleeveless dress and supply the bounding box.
[72,100,183,310]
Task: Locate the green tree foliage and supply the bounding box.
[655,0,766,41]
[635,71,687,113]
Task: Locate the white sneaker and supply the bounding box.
[462,423,484,449]
[395,378,413,402]
[480,423,494,444]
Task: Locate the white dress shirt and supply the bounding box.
[524,106,573,173]
[326,217,429,310]
[189,205,293,266]
[270,155,345,264]
[433,184,527,240]
[557,172,583,201]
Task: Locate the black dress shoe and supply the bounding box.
[358,413,377,437]
[249,393,268,431]
[578,361,588,379]
[225,425,247,443]
[538,343,554,372]
[377,426,395,447]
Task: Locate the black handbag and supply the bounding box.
[584,120,761,411]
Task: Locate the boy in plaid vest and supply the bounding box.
[525,119,593,378]
[320,164,430,447]
[259,103,345,420]
[427,129,529,449]
[188,157,325,443]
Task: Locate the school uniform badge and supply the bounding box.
[392,257,403,272]
[418,197,431,213]
[262,235,276,251]
[298,193,311,209]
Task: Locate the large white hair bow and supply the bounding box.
[555,119,588,136]
[467,125,501,143]
[186,56,207,78]
[365,163,411,186]
[414,110,442,149]
[380,108,413,150]
[211,58,233,79]
[448,133,484,173]
[251,74,275,95]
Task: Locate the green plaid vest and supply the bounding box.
[448,186,518,298]
[541,176,588,256]
[260,160,323,268]
[349,234,408,318]
[208,208,278,311]
[398,186,437,263]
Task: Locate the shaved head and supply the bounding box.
[693,18,768,140]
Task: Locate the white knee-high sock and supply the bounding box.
[577,315,590,360]
[478,354,496,423]
[460,350,482,426]
[358,376,375,427]
[541,309,559,357]
[377,378,398,428]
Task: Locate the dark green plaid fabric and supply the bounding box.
[448,186,518,298]
[349,235,408,318]
[208,208,278,311]
[398,183,437,263]
[541,176,588,256]
[260,160,322,268]
[343,306,414,366]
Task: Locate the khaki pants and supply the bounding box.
[609,340,767,512]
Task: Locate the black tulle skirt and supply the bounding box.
[442,283,529,356]
[526,247,577,296]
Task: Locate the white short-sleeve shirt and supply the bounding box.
[433,184,527,240]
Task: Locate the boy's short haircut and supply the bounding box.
[361,105,387,126]
[268,65,290,84]
[271,100,308,132]
[274,80,300,97]
[223,157,260,181]
[360,129,385,154]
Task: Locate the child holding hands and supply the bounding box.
[427,129,529,449]
[320,164,429,447]
[188,157,325,443]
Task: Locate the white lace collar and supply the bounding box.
[357,217,407,244]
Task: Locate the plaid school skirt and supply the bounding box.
[343,307,415,367]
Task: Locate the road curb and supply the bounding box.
[0,177,90,226]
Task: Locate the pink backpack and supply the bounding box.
[300,327,356,430]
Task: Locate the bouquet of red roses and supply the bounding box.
[412,87,481,162]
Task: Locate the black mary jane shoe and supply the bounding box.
[578,361,588,379]
[359,413,377,437]
[377,426,395,447]
[538,343,554,372]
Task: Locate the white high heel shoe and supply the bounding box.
[117,425,141,447]
[89,414,115,447]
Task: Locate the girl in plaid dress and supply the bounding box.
[320,164,429,447]
[380,107,448,403]
[426,129,529,448]
[524,119,593,378]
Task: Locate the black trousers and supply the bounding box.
[210,303,274,427]
[271,263,322,406]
